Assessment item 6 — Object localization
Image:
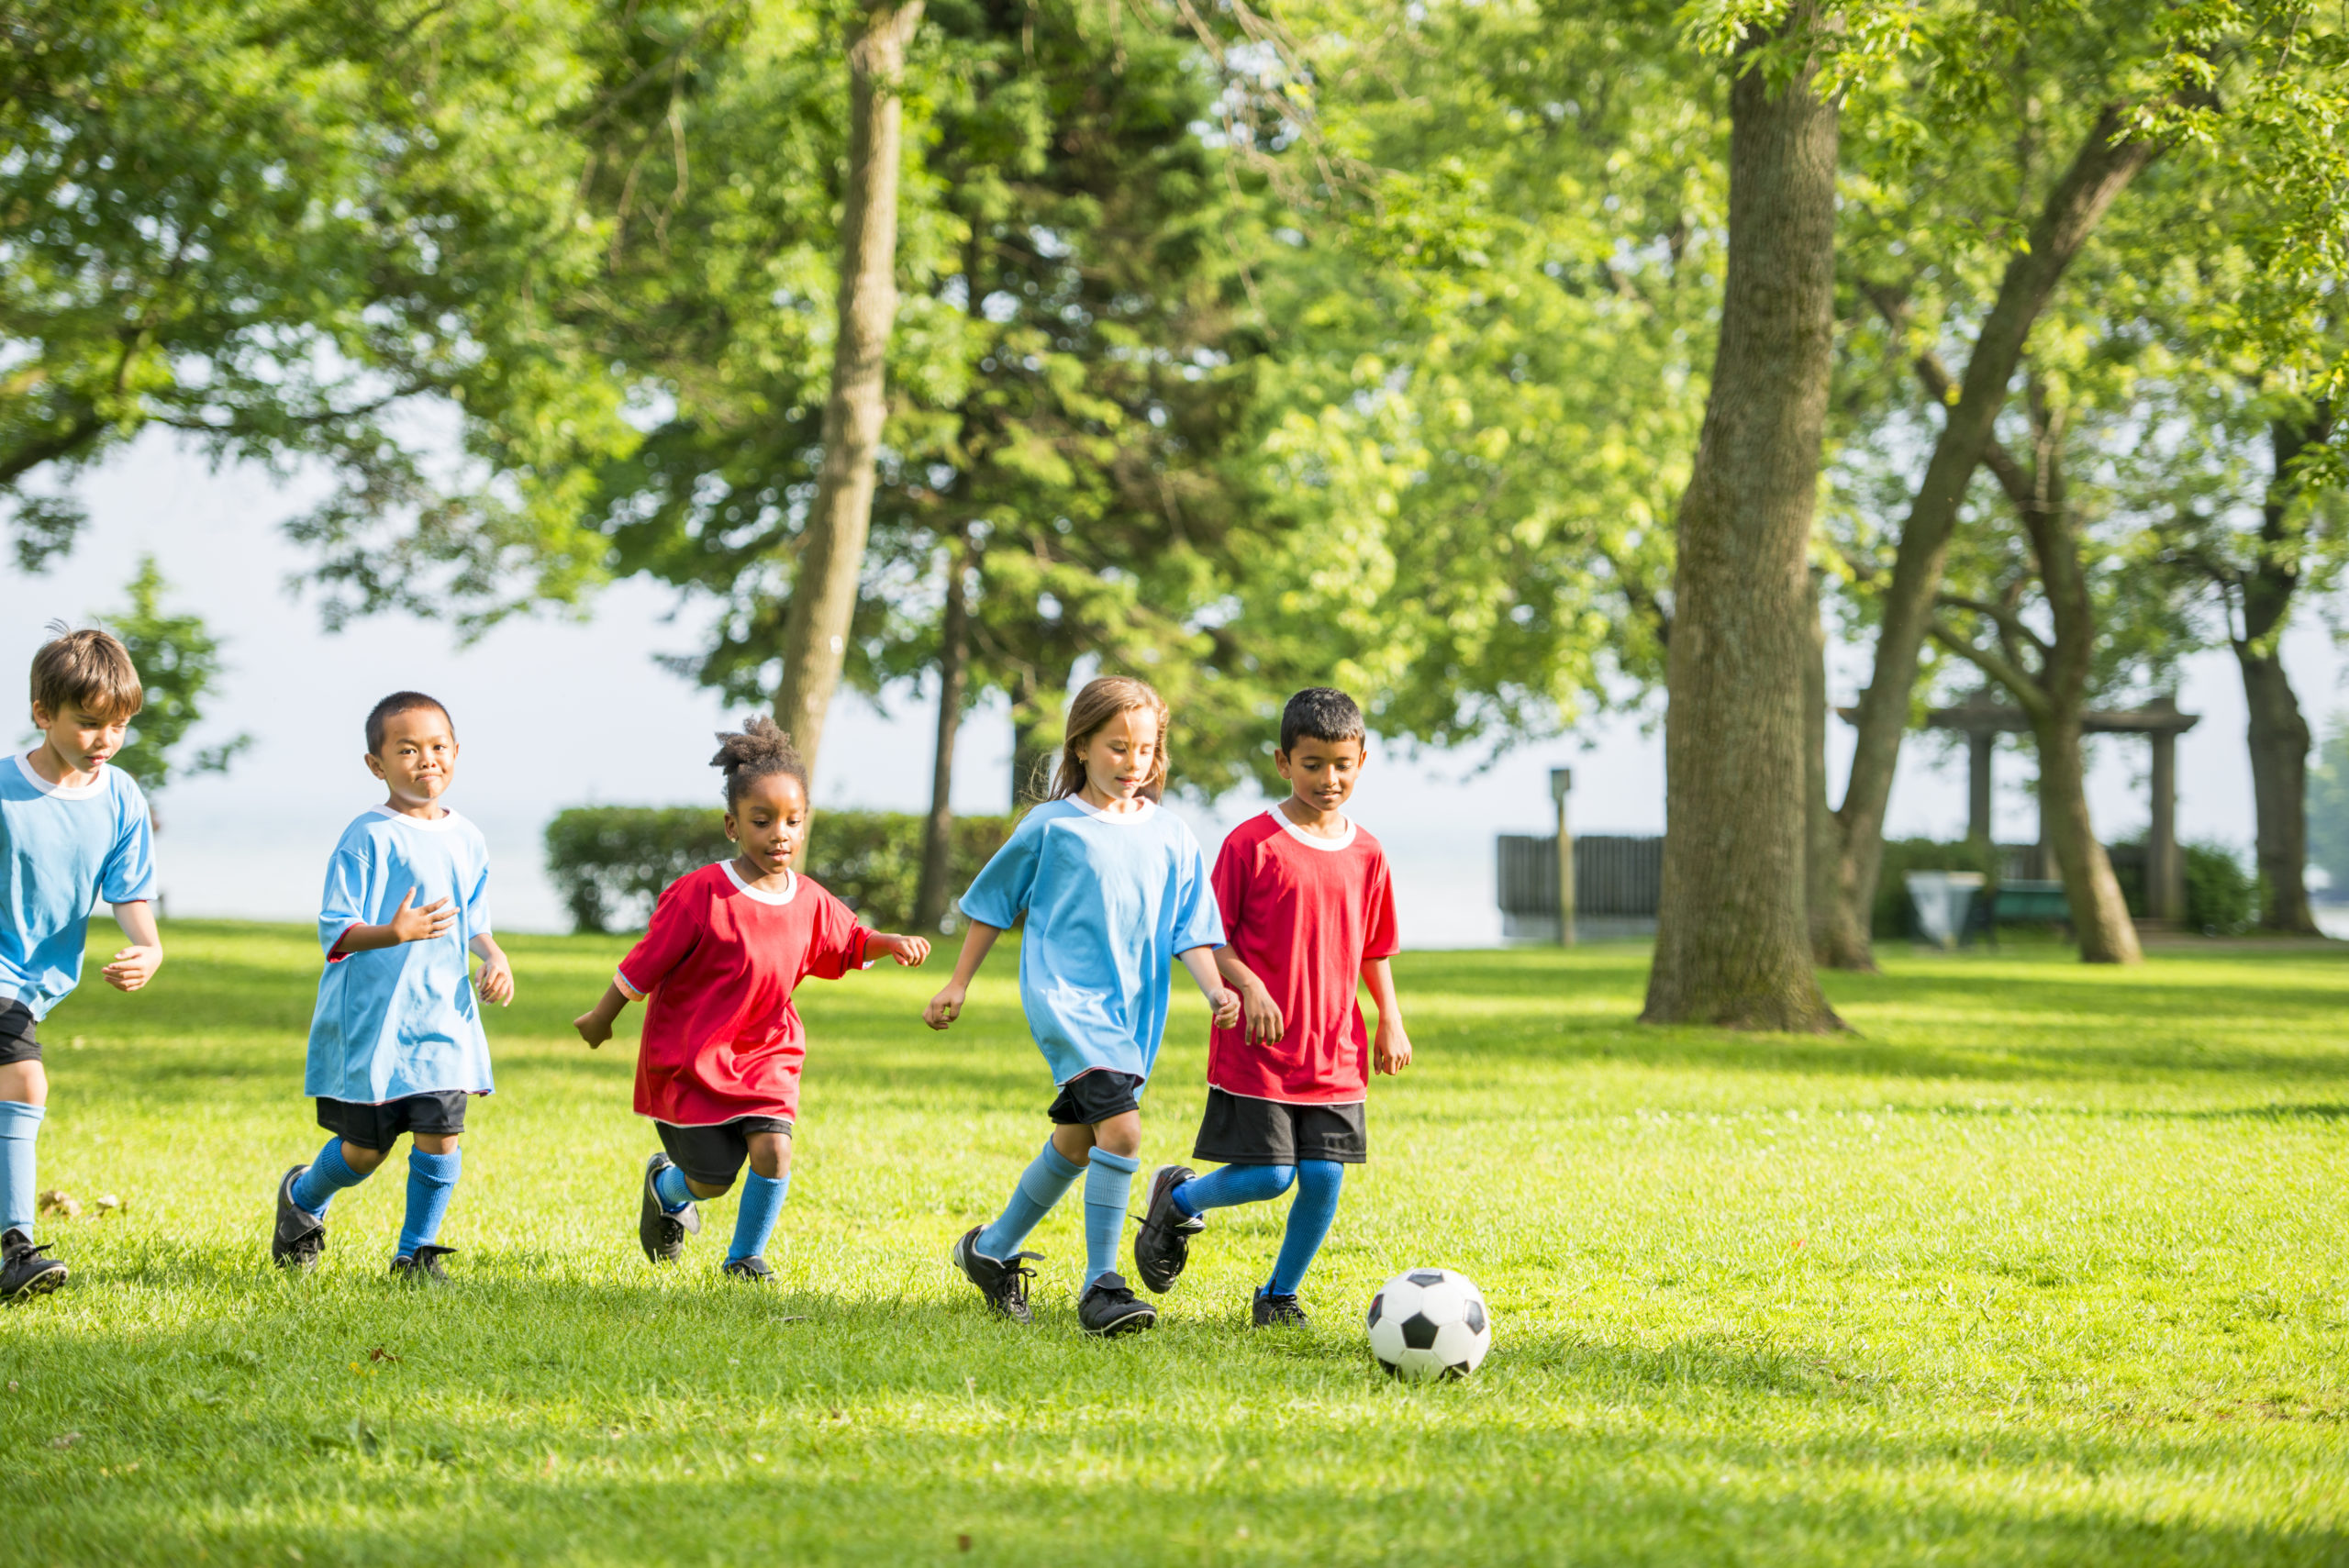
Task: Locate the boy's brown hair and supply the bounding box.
[1051,675,1171,803]
[30,622,142,722]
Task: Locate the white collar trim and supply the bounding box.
[1268,804,1356,851]
[1065,795,1158,825]
[721,861,798,905]
[14,750,107,800]
[371,803,462,832]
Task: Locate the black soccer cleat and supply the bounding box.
[0,1228,66,1302]
[390,1243,458,1283]
[1131,1163,1203,1294]
[1251,1286,1308,1329]
[273,1164,327,1270]
[951,1226,1039,1325]
[722,1254,773,1284]
[1078,1272,1157,1337]
[639,1152,700,1263]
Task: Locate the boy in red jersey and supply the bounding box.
[573,719,930,1280]
[1132,687,1412,1325]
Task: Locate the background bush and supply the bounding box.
[2184,840,2258,933]
[545,806,1017,934]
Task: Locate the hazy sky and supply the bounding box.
[4,429,2339,944]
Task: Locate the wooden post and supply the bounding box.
[1967,731,1994,842]
[2149,726,2181,921]
[1551,767,1575,947]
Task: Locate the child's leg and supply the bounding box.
[1081,1110,1142,1291]
[396,1132,462,1257]
[1172,1162,1295,1219]
[727,1131,792,1263]
[1266,1160,1344,1297]
[0,1060,46,1239]
[290,1138,381,1217]
[975,1132,1086,1260]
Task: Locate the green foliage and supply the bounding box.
[95,556,250,798]
[1870,837,1998,939]
[2186,840,2259,933]
[544,806,1013,934]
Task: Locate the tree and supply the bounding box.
[98,557,250,811]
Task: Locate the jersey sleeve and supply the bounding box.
[802,885,874,981]
[99,780,159,906]
[1361,845,1400,961]
[615,873,703,999]
[957,811,1046,929]
[317,834,374,961]
[1169,825,1225,953]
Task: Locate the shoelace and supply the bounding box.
[997,1250,1042,1308]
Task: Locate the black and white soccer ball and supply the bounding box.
[1366,1268,1491,1380]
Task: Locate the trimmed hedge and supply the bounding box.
[544,806,1016,934]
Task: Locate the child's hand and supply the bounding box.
[1374,1018,1412,1075]
[1208,987,1242,1031]
[1241,983,1284,1043]
[100,944,162,993]
[573,1010,614,1049]
[877,933,932,967]
[474,952,515,1007]
[923,982,967,1029]
[387,888,455,944]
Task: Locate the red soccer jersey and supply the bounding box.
[1208,807,1399,1104]
[614,862,873,1125]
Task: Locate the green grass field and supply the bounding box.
[4,923,2345,1565]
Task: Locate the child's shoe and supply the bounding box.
[273,1164,327,1270]
[1077,1271,1157,1337]
[722,1255,773,1284]
[390,1243,458,1283]
[0,1228,66,1302]
[1251,1286,1308,1328]
[1131,1163,1202,1293]
[951,1226,1039,1324]
[639,1152,699,1263]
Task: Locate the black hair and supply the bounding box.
[711,716,808,807]
[1279,686,1366,753]
[366,691,453,754]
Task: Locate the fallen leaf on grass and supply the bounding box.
[37,1190,80,1218]
[368,1346,399,1363]
[958,1535,972,1552]
[50,1431,81,1449]
[95,1193,128,1217]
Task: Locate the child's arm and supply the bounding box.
[470,932,514,1007]
[99,899,163,993]
[922,921,1001,1029]
[573,982,631,1048]
[1179,945,1243,1030]
[332,888,455,955]
[1213,946,1284,1043]
[865,932,932,968]
[1364,956,1411,1073]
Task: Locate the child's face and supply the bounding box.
[366,706,459,807]
[728,773,808,876]
[1275,733,1365,812]
[1078,706,1158,801]
[31,699,132,773]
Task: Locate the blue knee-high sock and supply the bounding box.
[1083,1148,1141,1290]
[290,1136,369,1218]
[396,1148,462,1256]
[1171,1162,1294,1219]
[0,1101,43,1238]
[975,1140,1085,1260]
[728,1171,789,1262]
[652,1160,696,1213]
[1267,1160,1344,1297]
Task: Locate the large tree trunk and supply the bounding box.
[2235,413,2327,933]
[770,0,925,800]
[913,528,971,932]
[1642,20,1840,1032]
[2029,711,2140,962]
[1821,107,2163,970]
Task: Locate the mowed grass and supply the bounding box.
[4,923,2346,1566]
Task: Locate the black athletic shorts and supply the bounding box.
[0,1002,38,1067]
[317,1092,469,1151]
[1048,1069,1145,1127]
[1193,1087,1366,1166]
[657,1117,794,1186]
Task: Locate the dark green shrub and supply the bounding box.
[2184,840,2256,934]
[1872,838,1999,938]
[544,806,1016,934]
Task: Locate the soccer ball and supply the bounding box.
[1366,1268,1491,1381]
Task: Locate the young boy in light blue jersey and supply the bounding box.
[1,627,165,1302]
[270,692,512,1281]
[925,675,1239,1336]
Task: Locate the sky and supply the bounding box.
[4,429,2342,945]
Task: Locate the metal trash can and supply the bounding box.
[1905,871,1985,950]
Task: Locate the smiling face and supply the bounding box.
[31,699,133,775]
[727,771,809,877]
[366,705,459,811]
[1077,706,1160,804]
[1276,732,1365,814]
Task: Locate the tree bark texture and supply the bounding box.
[1820,107,2162,970]
[913,530,971,933]
[770,0,924,804]
[2235,415,2328,933]
[1642,28,1841,1031]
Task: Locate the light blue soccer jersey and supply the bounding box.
[959,797,1224,1086]
[0,751,158,1020]
[305,806,495,1102]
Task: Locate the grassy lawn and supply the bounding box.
[5,921,2346,1565]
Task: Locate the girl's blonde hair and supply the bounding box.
[1051,676,1170,803]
